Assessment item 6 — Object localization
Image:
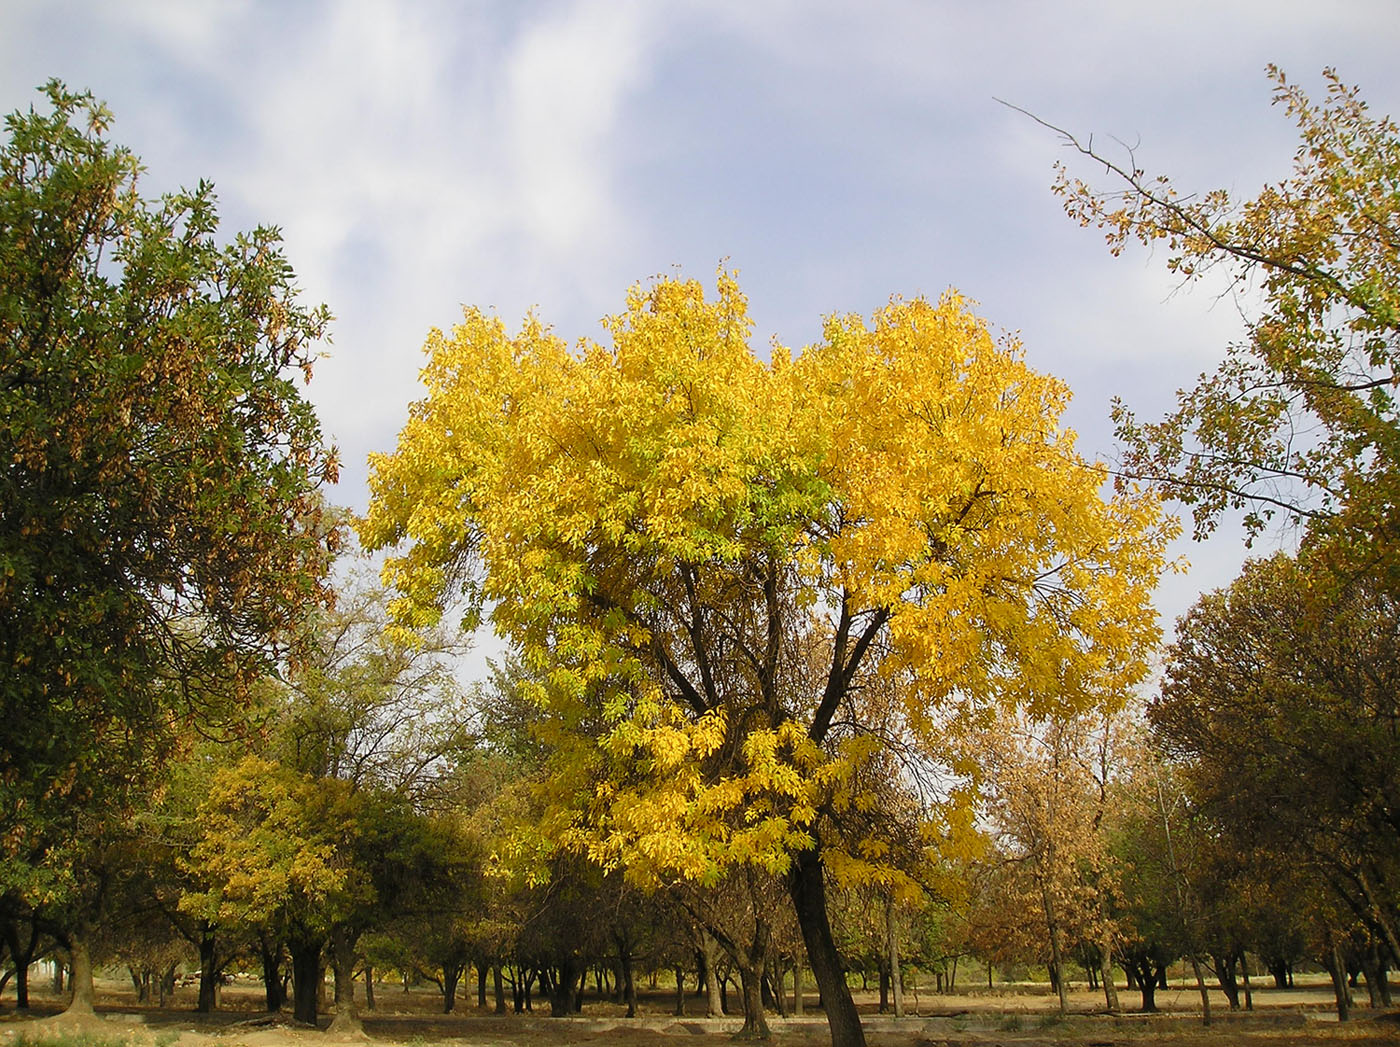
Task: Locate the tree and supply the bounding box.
[179,565,479,1028]
[975,708,1136,1013]
[361,273,1172,1047]
[0,81,339,1003]
[1152,552,1400,993]
[1051,67,1400,552]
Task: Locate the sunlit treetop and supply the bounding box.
[361,271,1175,885]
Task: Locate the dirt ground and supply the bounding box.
[2,974,1398,1047]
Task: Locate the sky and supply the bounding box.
[4,0,1398,665]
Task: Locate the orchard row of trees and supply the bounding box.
[4,67,1400,1047]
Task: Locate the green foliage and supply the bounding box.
[0,81,339,875]
[1056,67,1400,549]
[1153,551,1400,959]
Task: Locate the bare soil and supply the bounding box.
[2,975,1397,1047]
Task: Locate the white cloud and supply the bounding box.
[503,0,654,253]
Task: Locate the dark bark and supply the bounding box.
[548,958,580,1017]
[477,962,487,1008]
[159,964,176,1007]
[289,937,322,1026]
[615,932,637,1017]
[787,847,866,1047]
[197,927,219,1013]
[1212,952,1241,1010]
[736,961,769,1040]
[1324,933,1352,1022]
[259,934,286,1012]
[673,965,686,1016]
[365,965,376,1011]
[2,916,40,1010]
[493,964,506,1014]
[1125,954,1158,1012]
[328,925,362,1036]
[442,963,461,1013]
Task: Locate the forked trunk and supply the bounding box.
[736,962,769,1039]
[3,918,39,1010]
[328,927,362,1035]
[1324,932,1351,1022]
[787,847,866,1047]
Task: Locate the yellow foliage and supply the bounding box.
[361,271,1174,888]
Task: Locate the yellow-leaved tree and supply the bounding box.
[361,273,1172,1047]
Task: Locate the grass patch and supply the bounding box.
[12,1035,140,1047]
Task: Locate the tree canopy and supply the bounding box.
[0,81,339,913]
[361,271,1173,1046]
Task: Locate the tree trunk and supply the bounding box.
[2,917,39,1010]
[1213,952,1240,1010]
[1099,932,1119,1012]
[327,927,362,1035]
[701,933,724,1018]
[64,931,97,1016]
[1362,946,1384,1009]
[365,965,376,1011]
[674,965,686,1016]
[198,926,219,1013]
[260,934,286,1012]
[1128,957,1156,1012]
[548,958,579,1017]
[617,937,637,1017]
[442,963,461,1013]
[289,937,322,1026]
[736,962,770,1040]
[1187,952,1212,1026]
[787,848,866,1047]
[793,959,804,1016]
[1324,931,1351,1022]
[160,964,176,1007]
[493,964,506,1014]
[886,895,903,1018]
[1041,880,1070,1016]
[1239,952,1253,1010]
